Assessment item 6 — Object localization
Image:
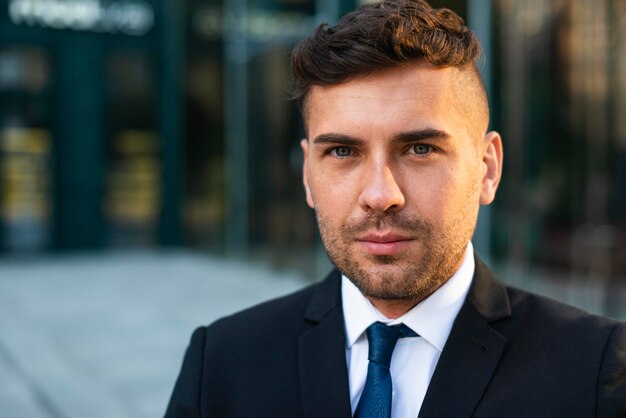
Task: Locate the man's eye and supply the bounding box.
[411,144,432,155]
[331,147,353,157]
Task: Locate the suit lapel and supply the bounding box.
[418,257,511,417]
[298,270,352,418]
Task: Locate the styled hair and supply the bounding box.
[291,0,482,112]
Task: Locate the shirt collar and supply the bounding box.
[342,242,475,352]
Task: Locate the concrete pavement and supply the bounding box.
[0,251,308,418]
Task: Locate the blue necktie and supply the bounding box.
[353,322,418,418]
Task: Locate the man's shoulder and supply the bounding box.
[471,258,622,334]
[505,284,620,327]
[213,279,318,325]
[495,282,624,349]
[203,270,341,340]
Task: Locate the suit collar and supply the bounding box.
[418,256,510,417]
[299,270,352,418]
[467,255,511,322]
[303,269,343,322]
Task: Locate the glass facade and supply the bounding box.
[183,0,335,277]
[491,0,626,316]
[183,0,226,251]
[0,0,168,250]
[0,46,52,252]
[105,52,160,246]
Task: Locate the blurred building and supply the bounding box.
[0,0,625,312]
[491,0,626,315]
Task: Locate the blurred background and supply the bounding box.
[0,0,625,416]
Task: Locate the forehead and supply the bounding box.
[306,63,467,138]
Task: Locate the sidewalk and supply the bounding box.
[0,250,307,418]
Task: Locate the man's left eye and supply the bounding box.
[331,147,353,157]
[411,144,432,155]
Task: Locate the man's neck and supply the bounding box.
[367,297,421,319]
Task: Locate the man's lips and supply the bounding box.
[356,232,414,256]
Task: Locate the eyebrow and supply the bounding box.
[311,129,450,145]
[393,129,451,143]
[311,133,363,146]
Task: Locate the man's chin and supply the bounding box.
[360,288,418,301]
[346,268,418,299]
[365,253,402,265]
[355,283,422,304]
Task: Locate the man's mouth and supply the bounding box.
[356,232,414,256]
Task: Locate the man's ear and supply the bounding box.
[301,139,315,208]
[479,131,503,205]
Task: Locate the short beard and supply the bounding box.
[316,210,472,304]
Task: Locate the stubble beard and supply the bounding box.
[316,210,475,305]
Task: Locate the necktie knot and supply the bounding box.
[366,322,417,367]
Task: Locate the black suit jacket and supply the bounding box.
[165,257,626,417]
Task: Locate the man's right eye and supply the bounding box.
[331,147,353,157]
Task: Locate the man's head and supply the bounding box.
[293,0,502,317]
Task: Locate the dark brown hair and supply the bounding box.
[291,0,482,111]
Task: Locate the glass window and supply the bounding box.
[184,53,225,250]
[0,47,52,252]
[105,52,160,247]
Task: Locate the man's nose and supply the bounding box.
[357,164,406,212]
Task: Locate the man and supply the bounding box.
[165,1,626,417]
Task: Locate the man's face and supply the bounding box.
[301,61,502,307]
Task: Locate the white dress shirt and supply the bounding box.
[342,242,475,418]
